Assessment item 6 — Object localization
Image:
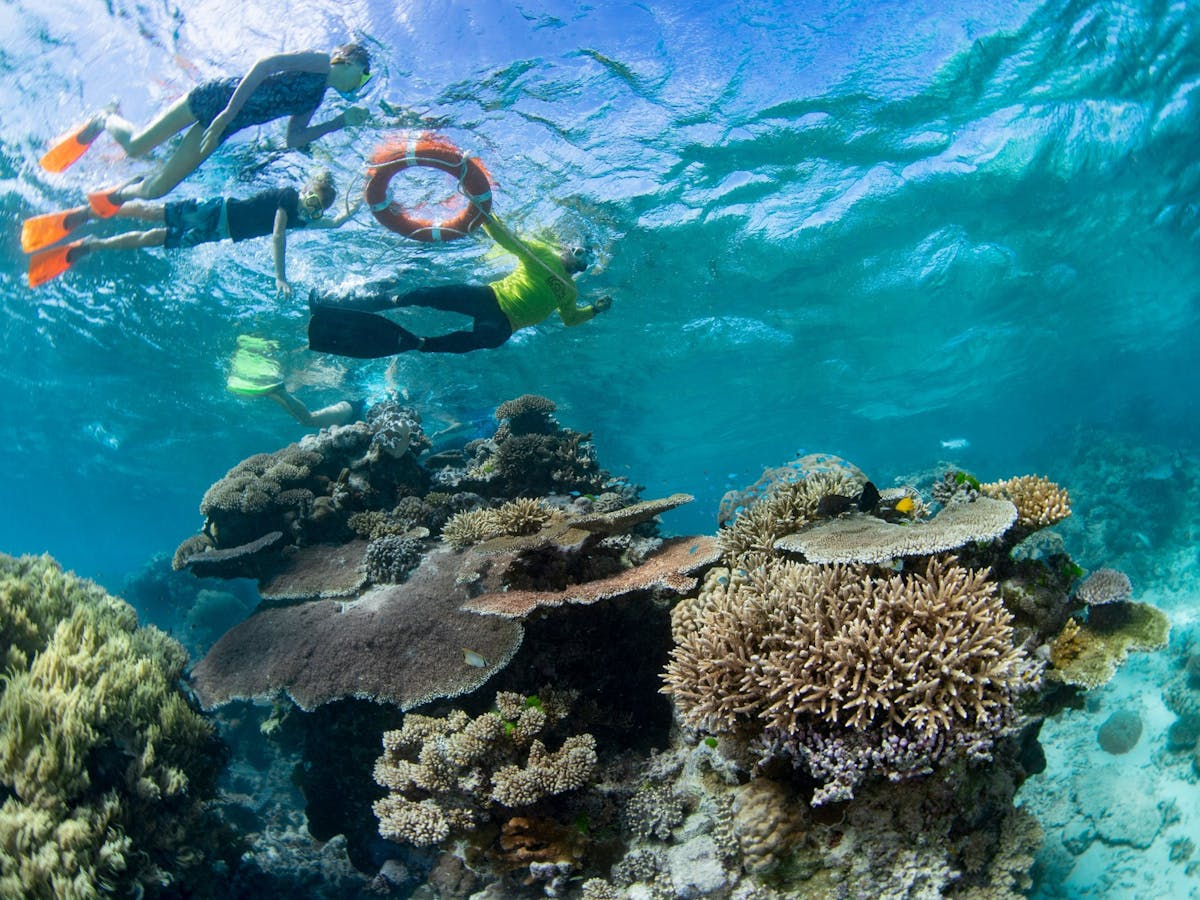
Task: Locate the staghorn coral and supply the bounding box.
[981,474,1071,529]
[718,470,863,568]
[0,554,225,899]
[774,496,1017,565]
[663,555,1041,801]
[372,691,595,848]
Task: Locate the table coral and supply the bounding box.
[190,547,524,710]
[1049,601,1170,689]
[774,495,1017,564]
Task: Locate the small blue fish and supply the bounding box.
[940,438,970,450]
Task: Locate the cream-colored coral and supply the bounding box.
[373,796,452,846]
[981,475,1071,529]
[441,508,503,549]
[718,472,862,566]
[774,496,1017,565]
[490,734,597,807]
[372,692,596,848]
[663,556,1039,738]
[494,497,555,536]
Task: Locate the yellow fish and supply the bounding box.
[895,496,915,514]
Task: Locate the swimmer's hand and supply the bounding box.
[200,113,233,156]
[276,278,294,299]
[378,99,451,129]
[594,295,613,314]
[343,106,369,127]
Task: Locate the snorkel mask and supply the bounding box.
[567,245,593,271]
[337,69,372,100]
[301,191,325,220]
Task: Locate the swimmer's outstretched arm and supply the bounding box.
[284,104,368,149]
[272,206,292,297]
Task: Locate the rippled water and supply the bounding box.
[1,0,1197,586]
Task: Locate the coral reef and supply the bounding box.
[165,417,1177,898]
[175,400,430,583]
[0,554,227,898]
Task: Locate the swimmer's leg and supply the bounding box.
[104,97,197,158]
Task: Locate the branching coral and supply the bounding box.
[981,474,1071,528]
[0,554,225,898]
[372,691,596,847]
[441,499,559,549]
[662,555,1041,801]
[717,471,863,569]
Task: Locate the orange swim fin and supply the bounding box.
[28,240,84,288]
[20,206,89,253]
[87,183,127,219]
[39,115,106,173]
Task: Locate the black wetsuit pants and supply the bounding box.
[320,280,513,354]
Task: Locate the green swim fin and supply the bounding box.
[308,305,419,358]
[227,335,284,395]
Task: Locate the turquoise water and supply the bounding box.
[2,0,1199,895]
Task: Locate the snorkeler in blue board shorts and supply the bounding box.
[25,170,358,294]
[33,42,373,217]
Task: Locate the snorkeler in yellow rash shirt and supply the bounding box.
[305,215,611,358]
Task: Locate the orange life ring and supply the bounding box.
[365,135,492,242]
